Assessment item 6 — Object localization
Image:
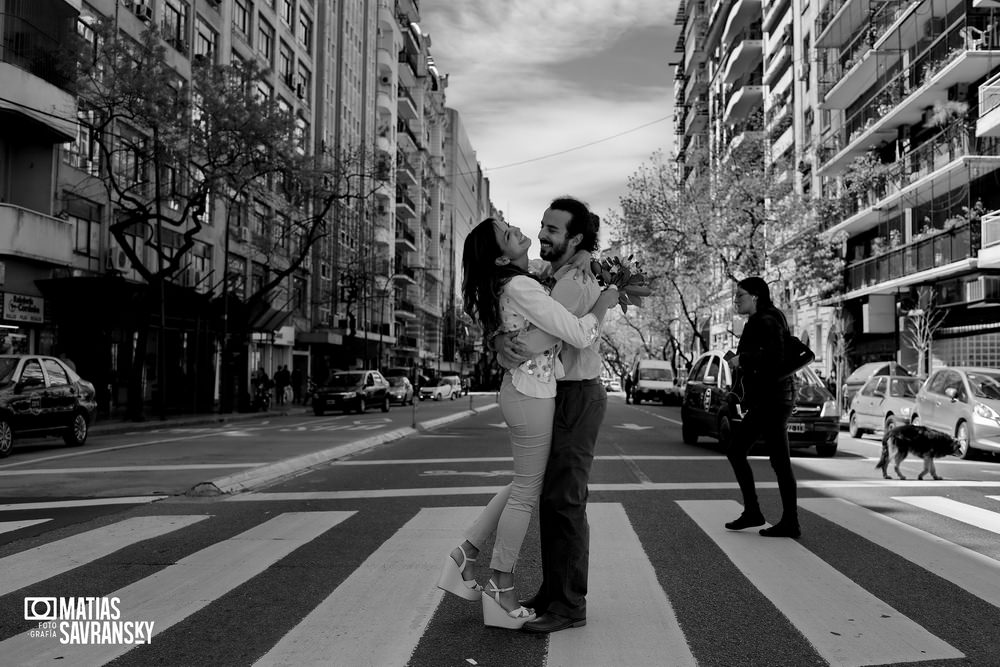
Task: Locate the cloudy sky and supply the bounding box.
[418,0,681,257]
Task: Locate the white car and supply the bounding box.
[419,379,455,401]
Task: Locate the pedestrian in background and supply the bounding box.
[436,214,618,630]
[724,276,800,538]
[291,366,303,404]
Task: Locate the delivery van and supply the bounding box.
[629,359,679,405]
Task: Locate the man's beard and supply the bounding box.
[539,239,569,262]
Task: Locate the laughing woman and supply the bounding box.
[436,217,619,629]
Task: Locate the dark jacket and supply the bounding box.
[735,309,796,408]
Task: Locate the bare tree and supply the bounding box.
[903,287,947,376]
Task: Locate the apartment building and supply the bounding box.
[1,0,495,416]
[813,0,1000,371]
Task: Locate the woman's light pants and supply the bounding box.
[465,374,553,572]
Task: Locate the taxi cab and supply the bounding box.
[680,349,840,456]
[0,354,98,457]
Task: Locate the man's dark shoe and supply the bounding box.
[724,512,765,530]
[759,522,801,539]
[519,594,546,614]
[521,612,586,634]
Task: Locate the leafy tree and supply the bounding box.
[69,22,377,417]
[902,287,947,376]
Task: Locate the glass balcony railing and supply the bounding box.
[845,222,978,291]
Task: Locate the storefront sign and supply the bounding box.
[3,293,44,324]
[274,325,295,346]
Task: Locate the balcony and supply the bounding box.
[818,30,1000,174]
[815,0,870,48]
[395,190,416,220]
[724,83,764,123]
[722,0,762,46]
[396,119,419,152]
[685,101,709,134]
[762,0,791,32]
[827,125,1000,238]
[397,154,417,186]
[0,204,75,264]
[397,86,418,120]
[844,221,978,295]
[722,31,763,83]
[976,71,1000,136]
[395,224,417,252]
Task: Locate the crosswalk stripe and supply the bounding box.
[0,518,50,535]
[0,511,354,665]
[547,503,696,667]
[801,498,1000,608]
[894,496,1000,534]
[0,497,165,511]
[984,495,1000,504]
[677,499,963,667]
[0,515,209,597]
[255,507,479,666]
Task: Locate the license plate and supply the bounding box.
[787,423,806,433]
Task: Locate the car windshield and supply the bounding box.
[889,377,923,398]
[966,372,1000,400]
[638,368,673,381]
[327,373,363,387]
[0,357,18,384]
[388,377,407,387]
[846,362,912,383]
[794,365,826,387]
[436,380,449,386]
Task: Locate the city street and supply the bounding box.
[0,393,999,665]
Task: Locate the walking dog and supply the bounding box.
[876,424,963,480]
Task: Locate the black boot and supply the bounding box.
[725,511,765,530]
[760,520,801,538]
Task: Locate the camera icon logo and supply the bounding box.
[24,597,57,621]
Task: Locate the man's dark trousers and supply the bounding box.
[534,379,607,620]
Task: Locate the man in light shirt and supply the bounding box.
[496,196,606,633]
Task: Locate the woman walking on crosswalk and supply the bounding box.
[724,276,801,538]
[436,217,619,629]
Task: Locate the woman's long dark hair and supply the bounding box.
[737,276,789,332]
[461,218,539,334]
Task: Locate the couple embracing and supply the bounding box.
[436,197,620,632]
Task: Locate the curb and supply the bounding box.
[89,411,290,437]
[187,402,499,496]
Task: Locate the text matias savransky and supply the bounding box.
[24,596,155,645]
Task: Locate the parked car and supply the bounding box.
[680,349,840,456]
[441,374,465,397]
[841,361,912,411]
[420,378,456,401]
[0,354,97,457]
[608,380,622,392]
[386,376,414,406]
[912,366,1000,458]
[313,370,390,415]
[848,375,923,438]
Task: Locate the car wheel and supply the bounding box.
[634,396,642,405]
[381,396,390,412]
[848,412,865,438]
[718,415,733,451]
[816,442,838,457]
[434,394,441,401]
[0,418,12,458]
[356,398,367,414]
[681,421,698,445]
[955,421,973,459]
[64,412,89,447]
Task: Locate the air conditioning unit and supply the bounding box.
[239,227,250,242]
[121,0,135,8]
[296,83,306,99]
[134,4,153,21]
[106,244,130,272]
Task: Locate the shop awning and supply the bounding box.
[249,305,293,332]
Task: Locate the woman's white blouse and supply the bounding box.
[499,275,601,398]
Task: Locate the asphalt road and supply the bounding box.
[1,392,999,666]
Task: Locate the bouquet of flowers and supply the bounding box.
[590,255,652,313]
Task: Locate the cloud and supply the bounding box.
[419,0,681,253]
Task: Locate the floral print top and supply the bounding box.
[498,275,601,398]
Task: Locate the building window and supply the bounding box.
[66,107,100,176]
[71,216,100,258]
[257,17,274,63]
[252,199,268,238]
[296,63,311,102]
[251,262,267,296]
[281,0,295,26]
[226,254,247,298]
[275,212,290,250]
[233,0,250,38]
[297,12,312,52]
[278,41,294,88]
[293,276,307,315]
[194,17,218,62]
[294,114,309,154]
[255,79,272,103]
[162,0,189,53]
